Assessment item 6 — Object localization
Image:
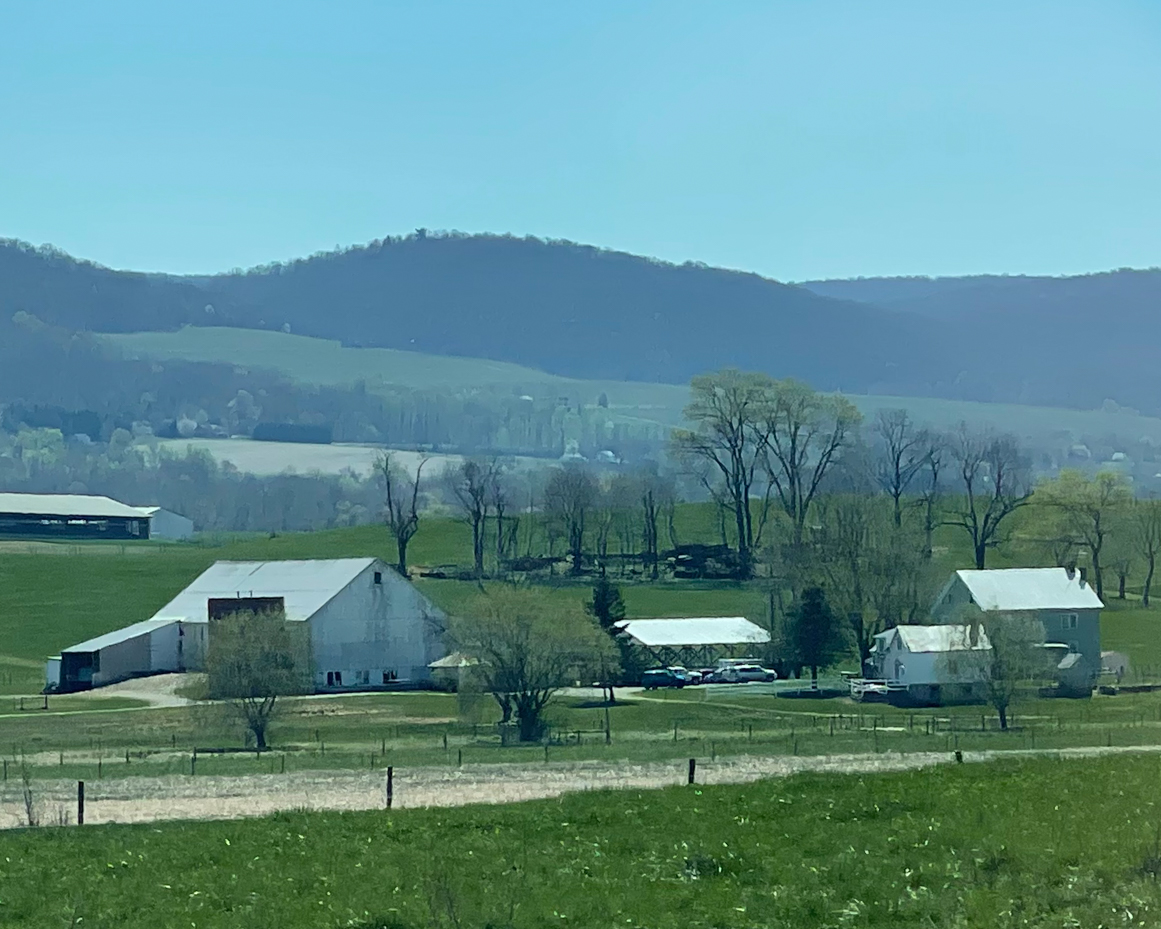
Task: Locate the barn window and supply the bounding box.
[374,571,382,585]
[1065,613,1078,630]
[334,671,343,686]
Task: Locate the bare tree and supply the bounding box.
[544,464,599,575]
[377,452,429,577]
[873,409,929,527]
[918,432,945,559]
[946,429,1033,569]
[639,468,675,580]
[445,458,494,578]
[1134,499,1161,607]
[671,369,776,577]
[488,462,519,570]
[206,608,312,749]
[761,379,862,550]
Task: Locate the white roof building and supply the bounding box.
[149,558,380,624]
[614,616,770,666]
[0,493,146,519]
[51,558,446,693]
[940,567,1104,613]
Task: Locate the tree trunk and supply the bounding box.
[998,705,1008,731]
[396,538,409,577]
[1145,556,1155,607]
[1119,575,1127,600]
[472,517,485,578]
[1092,552,1103,600]
[810,665,819,690]
[974,541,987,570]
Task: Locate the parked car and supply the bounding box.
[718,664,778,683]
[668,666,701,685]
[641,668,687,689]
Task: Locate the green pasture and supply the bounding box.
[8,682,1161,783]
[5,752,1161,928]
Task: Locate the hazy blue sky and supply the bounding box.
[2,1,1159,279]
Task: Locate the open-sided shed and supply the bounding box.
[614,616,770,668]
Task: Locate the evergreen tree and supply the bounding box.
[788,586,848,690]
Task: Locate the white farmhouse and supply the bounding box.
[931,567,1103,692]
[866,624,991,705]
[48,558,446,692]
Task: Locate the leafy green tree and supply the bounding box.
[1034,470,1132,599]
[451,588,615,742]
[787,586,849,690]
[206,608,312,749]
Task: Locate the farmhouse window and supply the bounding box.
[1064,613,1078,630]
[374,571,383,585]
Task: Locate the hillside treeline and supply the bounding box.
[13,233,1161,414]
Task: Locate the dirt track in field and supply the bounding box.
[4,744,1161,829]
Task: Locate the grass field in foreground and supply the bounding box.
[3,753,1161,928]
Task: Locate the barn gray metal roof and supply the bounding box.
[149,558,379,623]
[63,619,180,654]
[614,617,770,647]
[0,493,146,520]
[953,568,1104,612]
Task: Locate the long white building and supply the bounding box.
[48,557,447,692]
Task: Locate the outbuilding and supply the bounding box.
[0,493,150,541]
[136,506,195,540]
[48,619,186,691]
[613,616,770,668]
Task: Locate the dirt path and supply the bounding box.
[5,744,1160,830]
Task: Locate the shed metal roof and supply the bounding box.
[876,624,991,653]
[0,493,146,520]
[64,619,179,654]
[614,617,770,647]
[953,568,1104,612]
[149,558,378,623]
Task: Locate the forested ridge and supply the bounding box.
[4,234,1161,416]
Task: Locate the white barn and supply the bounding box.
[48,558,446,692]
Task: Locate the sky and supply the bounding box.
[1,1,1160,280]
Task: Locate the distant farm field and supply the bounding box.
[153,438,538,478]
[104,326,1161,441]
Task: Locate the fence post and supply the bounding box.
[385,766,394,809]
[673,721,678,743]
[688,758,696,784]
[457,748,463,767]
[77,781,84,826]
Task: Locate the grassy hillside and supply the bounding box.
[4,754,1161,927]
[105,326,1161,444]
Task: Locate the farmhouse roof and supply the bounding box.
[952,567,1104,612]
[877,624,992,653]
[0,492,146,520]
[149,558,379,624]
[63,618,180,654]
[613,617,770,647]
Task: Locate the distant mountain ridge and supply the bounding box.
[2,234,1160,413]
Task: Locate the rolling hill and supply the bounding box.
[5,235,1161,414]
